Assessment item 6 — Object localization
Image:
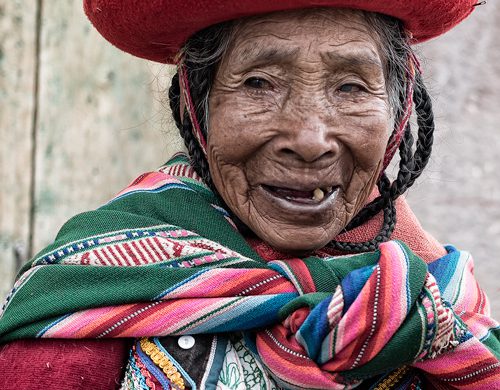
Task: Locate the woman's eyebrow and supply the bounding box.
[322,50,383,70]
[234,45,382,73]
[237,45,301,66]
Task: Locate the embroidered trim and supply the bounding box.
[137,342,171,389]
[373,366,411,390]
[153,338,197,389]
[140,337,186,389]
[134,348,157,390]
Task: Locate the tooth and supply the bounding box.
[313,188,325,201]
[326,186,333,193]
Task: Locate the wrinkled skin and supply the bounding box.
[207,9,391,254]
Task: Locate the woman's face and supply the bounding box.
[208,9,391,253]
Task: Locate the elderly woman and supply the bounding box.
[1,1,499,389]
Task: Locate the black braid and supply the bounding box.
[409,74,435,184]
[328,174,397,252]
[167,31,222,193]
[169,74,212,189]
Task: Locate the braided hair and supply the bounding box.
[168,15,436,253]
[168,22,233,193]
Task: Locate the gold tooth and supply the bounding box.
[313,188,325,201]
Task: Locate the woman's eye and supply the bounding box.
[244,77,271,90]
[338,83,363,93]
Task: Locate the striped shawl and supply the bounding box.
[0,154,499,389]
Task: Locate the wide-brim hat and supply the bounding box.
[84,0,478,64]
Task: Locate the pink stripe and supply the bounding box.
[328,242,411,370]
[122,298,240,336]
[42,306,117,338]
[113,173,185,199]
[415,338,499,387]
[257,328,346,389]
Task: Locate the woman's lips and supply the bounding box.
[262,184,338,205]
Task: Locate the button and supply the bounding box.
[178,335,195,349]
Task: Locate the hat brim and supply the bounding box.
[84,0,477,64]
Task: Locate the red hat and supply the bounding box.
[84,0,478,64]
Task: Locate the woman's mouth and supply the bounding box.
[262,184,338,205]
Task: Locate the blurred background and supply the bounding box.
[0,1,498,315]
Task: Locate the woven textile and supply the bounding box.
[0,154,498,389]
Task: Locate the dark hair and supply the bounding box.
[168,12,435,253]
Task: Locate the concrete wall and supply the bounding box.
[1,2,498,315]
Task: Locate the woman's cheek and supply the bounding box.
[209,101,273,163]
[345,115,391,168]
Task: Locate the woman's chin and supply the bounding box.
[254,226,335,255]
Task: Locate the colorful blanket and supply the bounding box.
[1,154,499,389]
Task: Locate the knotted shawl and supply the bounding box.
[1,154,499,389]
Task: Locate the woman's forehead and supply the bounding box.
[225,9,382,67]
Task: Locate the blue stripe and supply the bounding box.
[203,335,229,390]
[341,265,375,314]
[189,293,297,333]
[428,246,460,291]
[296,296,330,361]
[153,269,212,300]
[36,312,73,337]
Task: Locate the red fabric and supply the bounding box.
[83,0,478,63]
[0,339,130,390]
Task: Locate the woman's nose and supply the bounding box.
[276,118,340,163]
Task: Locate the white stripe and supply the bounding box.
[127,241,147,265]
